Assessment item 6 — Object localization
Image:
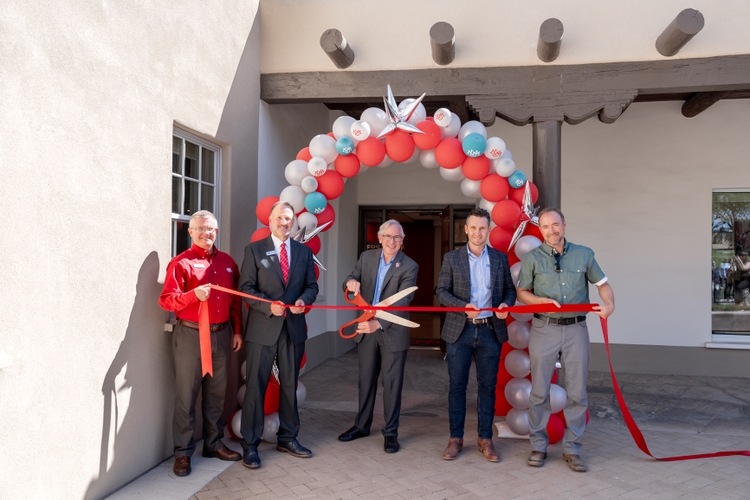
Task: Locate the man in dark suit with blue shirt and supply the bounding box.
[238,201,319,469]
[436,207,516,462]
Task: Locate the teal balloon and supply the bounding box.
[304,192,327,214]
[462,133,486,158]
[508,170,527,188]
[336,137,354,155]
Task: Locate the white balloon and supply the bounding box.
[285,159,309,186]
[484,137,507,160]
[501,149,513,160]
[458,120,487,141]
[350,120,371,141]
[297,212,318,232]
[434,107,452,127]
[505,378,532,410]
[460,178,482,198]
[550,384,567,414]
[404,146,421,164]
[309,134,337,164]
[332,116,356,140]
[507,319,530,349]
[514,235,542,260]
[506,408,530,435]
[296,381,307,405]
[419,148,440,169]
[291,217,299,235]
[494,157,516,177]
[231,410,243,439]
[261,412,280,443]
[279,185,306,214]
[237,384,246,407]
[510,261,522,286]
[505,349,531,378]
[377,155,393,168]
[439,166,465,182]
[441,114,461,139]
[478,198,496,214]
[360,107,389,138]
[398,98,427,125]
[300,176,318,193]
[511,300,534,322]
[307,157,328,177]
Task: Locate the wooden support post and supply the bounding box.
[537,18,564,63]
[532,120,562,210]
[430,22,455,66]
[656,9,704,57]
[320,29,355,69]
[682,91,733,118]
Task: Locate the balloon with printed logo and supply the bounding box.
[509,181,539,205]
[547,413,565,444]
[296,147,312,162]
[511,300,534,322]
[300,176,318,193]
[315,204,336,230]
[297,212,318,233]
[484,137,507,160]
[492,199,522,229]
[279,185,306,214]
[350,120,371,141]
[307,157,328,177]
[304,191,327,214]
[508,170,527,189]
[480,174,510,202]
[360,107,389,138]
[334,153,360,178]
[305,235,321,254]
[435,138,465,169]
[514,235,542,260]
[309,134,337,164]
[506,408,530,435]
[505,349,531,378]
[251,227,271,243]
[458,120,488,141]
[505,377,532,410]
[440,114,461,139]
[384,130,415,162]
[398,98,427,125]
[462,133,487,158]
[356,137,386,166]
[433,107,452,127]
[550,384,567,414]
[439,166,465,182]
[335,137,354,155]
[332,115,356,141]
[493,157,516,177]
[316,169,345,200]
[419,148,439,169]
[460,178,482,199]
[261,412,280,443]
[507,318,530,349]
[461,155,491,180]
[256,196,279,225]
[284,160,309,186]
[489,226,513,251]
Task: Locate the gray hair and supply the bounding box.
[378,219,404,237]
[270,200,295,217]
[190,210,217,227]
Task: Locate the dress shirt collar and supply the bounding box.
[190,243,216,259]
[270,234,290,254]
[540,240,570,256]
[467,243,488,260]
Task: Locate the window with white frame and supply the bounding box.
[172,129,221,256]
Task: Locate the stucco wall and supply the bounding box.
[0,1,261,498]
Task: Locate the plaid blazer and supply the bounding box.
[435,245,516,344]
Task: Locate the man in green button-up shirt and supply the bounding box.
[517,208,614,473]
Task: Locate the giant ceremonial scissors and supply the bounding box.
[339,286,420,339]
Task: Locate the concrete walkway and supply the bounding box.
[113,349,750,499]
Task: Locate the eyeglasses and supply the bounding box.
[553,251,561,273]
[190,226,217,234]
[381,235,403,242]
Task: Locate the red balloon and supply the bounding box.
[327,132,335,138]
[356,137,386,166]
[264,381,280,415]
[523,223,543,241]
[489,226,514,251]
[384,130,415,162]
[434,137,466,169]
[547,414,565,444]
[412,120,442,150]
[508,181,539,205]
[480,174,510,202]
[462,155,491,181]
[501,341,515,358]
[494,385,513,417]
[315,204,336,230]
[556,410,566,427]
[492,199,522,229]
[250,227,271,243]
[256,196,279,225]
[507,252,520,267]
[505,315,515,326]
[586,409,590,425]
[300,352,307,369]
[551,369,558,385]
[296,147,312,162]
[334,153,360,178]
[316,169,345,200]
[305,235,321,254]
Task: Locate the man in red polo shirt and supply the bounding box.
[159,210,243,477]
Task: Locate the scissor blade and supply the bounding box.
[374,310,420,328]
[375,286,418,307]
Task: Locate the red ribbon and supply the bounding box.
[205,284,750,461]
[198,303,213,377]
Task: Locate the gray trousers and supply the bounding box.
[528,317,589,455]
[172,323,232,458]
[355,329,408,437]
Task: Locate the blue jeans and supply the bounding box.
[446,322,501,439]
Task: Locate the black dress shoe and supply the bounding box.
[384,435,400,453]
[242,448,261,469]
[276,439,313,458]
[338,426,370,442]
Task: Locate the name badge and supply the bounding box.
[193,264,205,269]
[266,250,277,256]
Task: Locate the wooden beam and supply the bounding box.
[430,22,455,66]
[656,9,704,57]
[537,18,564,63]
[320,29,355,69]
[681,91,733,118]
[533,120,562,210]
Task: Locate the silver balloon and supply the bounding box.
[550,383,567,414]
[506,408,530,435]
[419,148,439,169]
[510,300,534,322]
[460,178,482,199]
[508,181,540,250]
[231,410,243,439]
[262,412,280,443]
[505,377,532,410]
[505,349,531,378]
[296,381,307,405]
[439,166,465,182]
[478,198,496,214]
[510,261,522,288]
[237,384,246,407]
[241,360,246,381]
[507,319,530,350]
[514,235,542,260]
[376,84,427,138]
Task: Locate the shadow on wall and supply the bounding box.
[85,252,172,500]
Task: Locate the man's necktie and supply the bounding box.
[280,242,289,284]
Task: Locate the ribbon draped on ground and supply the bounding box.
[201,284,750,462]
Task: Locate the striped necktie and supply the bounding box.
[280,241,289,284]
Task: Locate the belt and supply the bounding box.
[466,316,493,325]
[533,313,586,326]
[178,319,229,332]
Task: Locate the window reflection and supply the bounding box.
[712,192,750,310]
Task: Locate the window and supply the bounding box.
[172,129,221,256]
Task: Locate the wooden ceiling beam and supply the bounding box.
[682,91,734,118]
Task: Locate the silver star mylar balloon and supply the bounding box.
[293,220,333,271]
[508,181,540,251]
[376,85,427,139]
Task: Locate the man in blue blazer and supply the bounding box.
[238,201,319,469]
[436,207,516,462]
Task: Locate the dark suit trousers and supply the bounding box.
[355,330,408,437]
[172,323,232,458]
[241,324,304,449]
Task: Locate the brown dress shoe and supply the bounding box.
[202,445,241,461]
[442,437,463,460]
[477,438,500,462]
[173,456,191,476]
[562,453,588,472]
